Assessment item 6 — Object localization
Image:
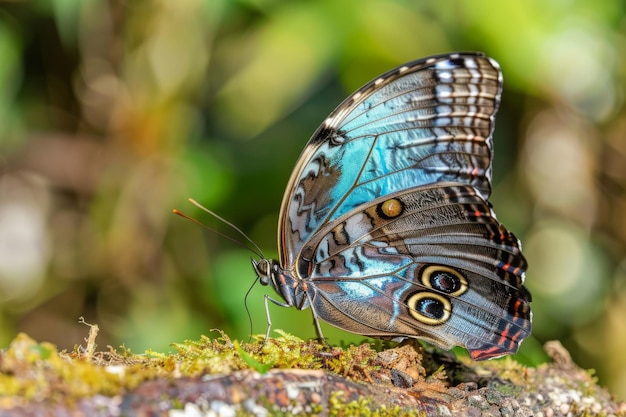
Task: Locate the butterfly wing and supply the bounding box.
[301,184,531,360]
[278,52,500,267]
[273,52,531,359]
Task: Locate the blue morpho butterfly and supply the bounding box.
[249,52,532,360]
[183,52,532,360]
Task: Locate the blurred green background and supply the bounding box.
[1,0,625,399]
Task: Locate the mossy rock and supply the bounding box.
[0,329,624,416]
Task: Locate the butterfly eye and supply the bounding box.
[252,259,271,285]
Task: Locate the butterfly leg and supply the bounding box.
[264,292,331,348]
[263,294,292,343]
[310,307,332,348]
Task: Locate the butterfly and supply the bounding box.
[251,52,532,360]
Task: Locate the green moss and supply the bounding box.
[495,382,524,397]
[250,330,325,370]
[0,329,391,407]
[170,332,248,375]
[235,341,274,374]
[327,391,423,417]
[323,343,379,381]
[0,333,125,402]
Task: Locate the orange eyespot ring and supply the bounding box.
[379,198,403,218]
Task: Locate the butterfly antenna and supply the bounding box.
[173,198,264,258]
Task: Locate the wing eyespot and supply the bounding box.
[376,198,404,219]
[419,265,469,297]
[406,292,452,325]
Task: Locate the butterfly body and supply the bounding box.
[253,52,531,360]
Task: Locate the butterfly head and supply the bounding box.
[252,258,275,286]
[251,258,291,301]
[252,258,311,310]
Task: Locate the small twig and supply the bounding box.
[78,316,99,361]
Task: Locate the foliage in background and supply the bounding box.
[0,0,625,400]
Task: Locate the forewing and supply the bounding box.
[278,53,502,266]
